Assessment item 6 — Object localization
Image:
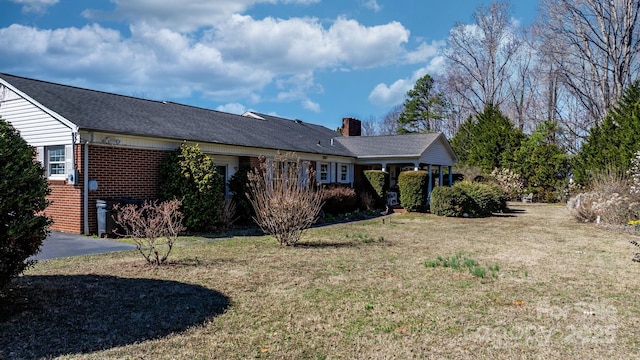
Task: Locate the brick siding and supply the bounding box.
[45,144,83,233]
[87,145,168,234]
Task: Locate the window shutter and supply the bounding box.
[36,146,45,170]
[65,145,73,175]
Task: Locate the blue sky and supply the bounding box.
[0,0,538,130]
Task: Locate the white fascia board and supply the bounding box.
[0,78,79,133]
[356,154,422,159]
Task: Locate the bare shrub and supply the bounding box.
[247,152,324,246]
[359,191,376,211]
[113,199,185,265]
[322,186,357,215]
[219,198,239,229]
[567,192,602,223]
[568,167,640,225]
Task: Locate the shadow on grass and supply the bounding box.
[295,241,362,249]
[0,275,229,358]
[201,227,265,239]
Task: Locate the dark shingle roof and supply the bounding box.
[0,73,351,156]
[335,133,443,158]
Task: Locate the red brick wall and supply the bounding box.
[46,180,83,233]
[45,144,83,234]
[87,145,168,234]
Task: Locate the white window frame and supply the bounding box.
[338,163,350,184]
[46,145,66,179]
[318,162,330,183]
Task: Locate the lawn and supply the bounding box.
[2,204,640,359]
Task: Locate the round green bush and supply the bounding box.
[430,186,471,217]
[1,118,51,289]
[453,181,500,217]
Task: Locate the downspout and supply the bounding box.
[83,133,91,234]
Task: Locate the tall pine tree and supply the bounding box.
[397,74,448,133]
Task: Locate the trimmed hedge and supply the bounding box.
[398,171,429,212]
[363,170,389,205]
[430,186,470,217]
[322,186,358,215]
[453,181,505,217]
[430,181,507,217]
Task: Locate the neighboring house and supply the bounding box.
[0,73,457,235]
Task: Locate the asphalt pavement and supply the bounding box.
[30,231,136,260]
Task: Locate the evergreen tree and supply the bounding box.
[451,105,523,172]
[574,81,640,184]
[0,117,51,288]
[397,74,448,133]
[513,121,569,201]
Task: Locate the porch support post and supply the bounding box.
[427,164,433,205]
[381,162,387,172]
[414,162,419,171]
[439,165,443,187]
[448,166,453,187]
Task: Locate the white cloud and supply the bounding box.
[368,79,411,107]
[301,98,320,112]
[9,0,58,14]
[82,0,318,33]
[216,102,247,114]
[1,2,411,111]
[367,59,445,107]
[361,0,381,12]
[405,40,445,64]
[213,15,409,71]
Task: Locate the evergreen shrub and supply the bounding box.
[398,171,429,212]
[0,118,51,288]
[363,170,389,205]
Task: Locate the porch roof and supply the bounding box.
[334,132,457,164]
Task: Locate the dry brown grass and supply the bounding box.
[2,203,640,359]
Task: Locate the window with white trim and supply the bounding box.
[47,146,66,177]
[338,163,349,183]
[319,163,329,182]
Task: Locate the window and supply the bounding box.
[340,164,348,182]
[47,146,65,177]
[319,163,329,182]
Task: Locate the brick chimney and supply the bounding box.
[341,117,362,137]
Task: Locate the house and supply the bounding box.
[0,73,457,235]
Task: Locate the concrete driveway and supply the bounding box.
[31,231,136,260]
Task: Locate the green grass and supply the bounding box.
[425,253,498,279]
[2,204,640,359]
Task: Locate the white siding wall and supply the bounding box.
[421,139,456,166]
[0,98,73,146]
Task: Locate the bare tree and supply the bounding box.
[361,115,379,136]
[540,0,640,126]
[379,104,402,135]
[444,1,522,114]
[247,152,324,246]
